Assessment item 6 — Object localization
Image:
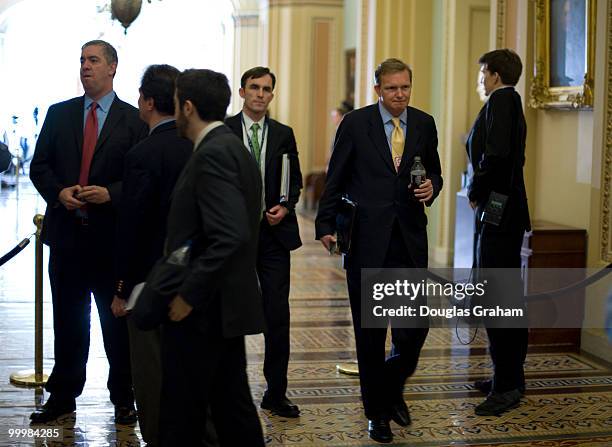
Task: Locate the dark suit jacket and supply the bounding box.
[0,141,10,171]
[30,95,148,251]
[225,112,303,251]
[466,87,530,234]
[166,124,266,338]
[315,103,443,269]
[115,121,193,297]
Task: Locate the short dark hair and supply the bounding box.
[478,49,522,86]
[140,64,180,116]
[176,69,231,122]
[240,66,276,90]
[374,58,413,84]
[81,40,118,65]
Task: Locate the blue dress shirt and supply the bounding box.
[84,91,116,137]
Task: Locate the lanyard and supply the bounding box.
[241,114,268,161]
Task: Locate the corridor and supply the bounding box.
[0,179,611,446]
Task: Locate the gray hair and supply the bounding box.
[81,40,118,65]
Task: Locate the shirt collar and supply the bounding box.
[84,90,116,112]
[149,117,175,135]
[242,111,265,131]
[378,100,407,126]
[194,121,224,151]
[489,85,514,97]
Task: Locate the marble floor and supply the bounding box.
[0,177,611,446]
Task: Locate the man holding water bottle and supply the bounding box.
[315,58,443,443]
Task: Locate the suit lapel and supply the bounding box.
[94,96,122,158]
[367,106,396,173]
[398,107,421,175]
[264,117,279,172]
[72,97,85,157]
[228,112,272,169]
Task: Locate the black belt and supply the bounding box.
[75,216,89,226]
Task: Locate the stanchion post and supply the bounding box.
[10,214,49,387]
[14,156,19,192]
[34,214,44,382]
[336,361,359,376]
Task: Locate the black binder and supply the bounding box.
[336,195,357,254]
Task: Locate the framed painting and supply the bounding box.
[530,0,596,109]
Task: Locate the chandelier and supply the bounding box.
[99,0,162,34]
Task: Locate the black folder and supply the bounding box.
[336,195,357,254]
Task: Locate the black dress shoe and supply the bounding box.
[368,418,393,443]
[115,404,138,425]
[260,396,300,418]
[390,400,411,427]
[30,396,76,424]
[474,379,493,394]
[474,389,522,416]
[474,379,525,395]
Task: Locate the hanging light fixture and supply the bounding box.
[110,0,142,33]
[103,0,160,34]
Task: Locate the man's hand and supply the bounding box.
[111,296,128,318]
[320,234,337,254]
[265,204,288,226]
[413,179,434,203]
[58,185,85,210]
[77,185,111,204]
[168,295,193,322]
[469,200,478,210]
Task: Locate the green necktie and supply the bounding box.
[251,123,261,165]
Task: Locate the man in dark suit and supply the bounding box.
[110,64,192,444]
[316,58,443,443]
[466,49,530,416]
[29,40,147,424]
[159,69,265,446]
[225,66,303,418]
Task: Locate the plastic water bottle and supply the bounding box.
[410,156,426,189]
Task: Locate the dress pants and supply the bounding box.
[45,224,133,406]
[476,228,528,392]
[127,318,161,444]
[159,302,264,447]
[346,221,429,420]
[257,221,291,400]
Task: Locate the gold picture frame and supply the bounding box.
[529,0,596,109]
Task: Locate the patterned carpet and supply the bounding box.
[0,183,611,445]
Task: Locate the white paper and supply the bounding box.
[125,282,145,311]
[280,153,290,203]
